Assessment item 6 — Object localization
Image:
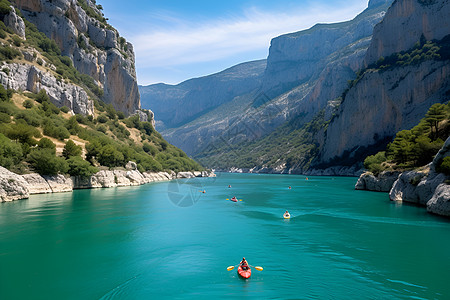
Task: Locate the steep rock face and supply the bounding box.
[150,1,391,157]
[0,166,29,202]
[15,0,140,115]
[0,63,93,115]
[365,0,450,65]
[4,5,26,38]
[321,59,450,164]
[262,0,392,98]
[139,60,267,129]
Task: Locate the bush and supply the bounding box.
[23,99,34,109]
[11,35,21,47]
[97,114,108,123]
[27,148,68,175]
[62,140,82,158]
[0,45,21,61]
[60,106,70,113]
[0,112,10,123]
[0,133,23,169]
[437,157,450,175]
[66,156,98,177]
[14,110,41,127]
[65,116,80,135]
[97,144,124,167]
[36,89,50,103]
[37,137,56,154]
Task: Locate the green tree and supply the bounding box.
[363,151,387,175]
[28,148,68,175]
[62,140,82,159]
[36,89,50,103]
[98,144,124,167]
[425,103,446,139]
[65,116,80,134]
[85,140,101,161]
[6,121,40,146]
[0,133,23,169]
[66,156,98,177]
[37,137,56,155]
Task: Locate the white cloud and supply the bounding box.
[123,0,368,83]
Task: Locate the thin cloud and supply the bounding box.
[129,1,366,69]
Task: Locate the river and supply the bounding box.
[1,173,449,299]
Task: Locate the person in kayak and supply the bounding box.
[240,257,249,270]
[228,185,232,188]
[231,196,237,201]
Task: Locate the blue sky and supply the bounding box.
[101,0,369,86]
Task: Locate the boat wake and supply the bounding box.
[99,274,141,300]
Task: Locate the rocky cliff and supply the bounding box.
[3,0,140,116]
[364,0,450,65]
[142,0,392,157]
[388,137,450,217]
[320,0,450,167]
[262,0,391,98]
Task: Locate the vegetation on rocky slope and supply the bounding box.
[0,87,202,175]
[196,36,450,172]
[364,102,450,176]
[0,4,202,176]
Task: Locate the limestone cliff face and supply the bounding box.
[14,0,140,115]
[0,63,93,115]
[321,59,450,164]
[143,1,391,156]
[320,0,450,166]
[365,0,450,65]
[262,0,392,98]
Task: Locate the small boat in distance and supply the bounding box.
[283,211,291,219]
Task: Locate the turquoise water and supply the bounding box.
[1,173,449,299]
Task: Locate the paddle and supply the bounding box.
[227,265,263,271]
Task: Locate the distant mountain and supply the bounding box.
[139,59,267,130]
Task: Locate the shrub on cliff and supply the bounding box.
[363,152,387,176]
[437,157,450,176]
[28,148,68,175]
[0,133,23,169]
[62,140,82,159]
[66,156,98,177]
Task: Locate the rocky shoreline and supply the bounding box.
[0,164,215,202]
[355,137,450,217]
[214,165,364,177]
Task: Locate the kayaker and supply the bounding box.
[228,185,231,188]
[240,257,249,270]
[288,186,291,189]
[231,196,237,201]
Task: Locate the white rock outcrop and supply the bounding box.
[4,5,26,38]
[11,0,141,116]
[355,171,401,192]
[0,167,29,202]
[0,63,93,115]
[0,165,216,202]
[388,137,450,217]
